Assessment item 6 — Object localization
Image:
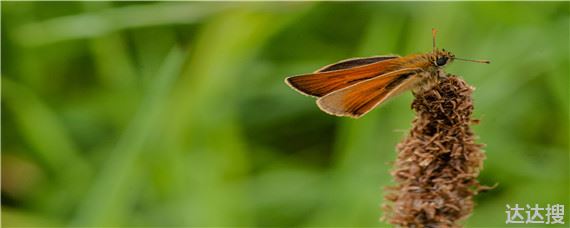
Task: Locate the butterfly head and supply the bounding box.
[430,49,455,67]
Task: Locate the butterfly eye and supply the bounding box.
[436,57,448,66]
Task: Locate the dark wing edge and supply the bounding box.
[315,55,400,73]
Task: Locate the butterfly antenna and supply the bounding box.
[432,28,438,52]
[454,57,491,64]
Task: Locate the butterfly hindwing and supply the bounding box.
[316,68,421,118]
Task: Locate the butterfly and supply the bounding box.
[285,29,489,118]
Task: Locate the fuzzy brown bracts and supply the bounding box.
[383,76,487,227]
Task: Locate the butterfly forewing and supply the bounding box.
[316,68,421,118]
[285,55,402,97]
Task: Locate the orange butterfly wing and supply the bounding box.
[285,55,401,97]
[316,68,421,118]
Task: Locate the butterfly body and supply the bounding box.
[285,30,488,118]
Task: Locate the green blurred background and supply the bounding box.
[1,2,568,227]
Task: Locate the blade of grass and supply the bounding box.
[2,78,92,215]
[2,78,89,176]
[70,45,186,226]
[83,1,137,89]
[159,7,311,225]
[13,2,236,47]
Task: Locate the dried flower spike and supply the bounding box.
[383,75,487,228]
